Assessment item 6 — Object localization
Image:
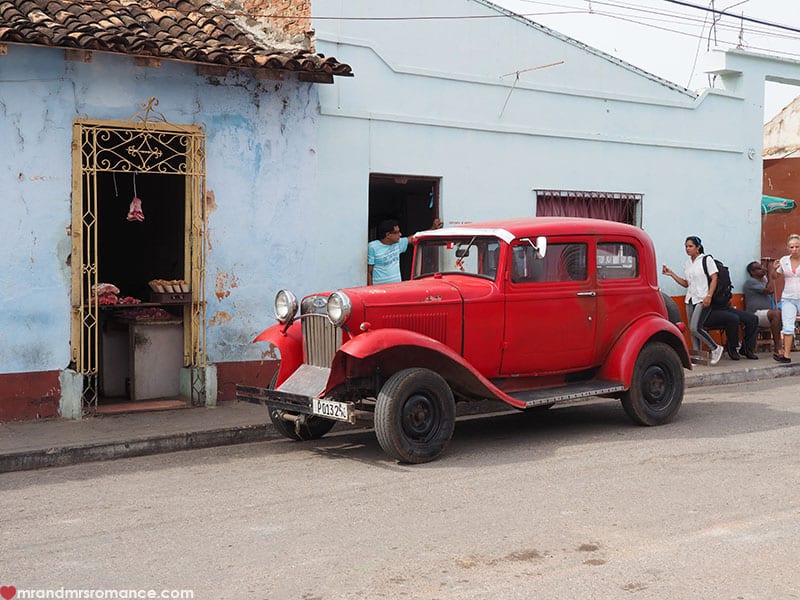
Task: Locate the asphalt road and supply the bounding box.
[3,379,800,600]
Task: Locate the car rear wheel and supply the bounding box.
[266,371,336,441]
[375,368,456,464]
[621,342,684,426]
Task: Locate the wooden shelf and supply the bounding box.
[99,303,166,309]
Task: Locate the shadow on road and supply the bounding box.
[306,392,800,467]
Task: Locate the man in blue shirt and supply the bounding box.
[368,218,441,285]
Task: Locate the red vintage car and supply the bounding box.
[237,217,691,463]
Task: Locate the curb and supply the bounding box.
[3,364,800,473]
[685,362,800,388]
[0,424,279,474]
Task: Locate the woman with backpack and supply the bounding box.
[773,233,800,363]
[662,235,724,365]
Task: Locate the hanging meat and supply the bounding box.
[127,196,145,222]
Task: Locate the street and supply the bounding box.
[3,378,800,600]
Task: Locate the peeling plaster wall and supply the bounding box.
[0,44,319,373]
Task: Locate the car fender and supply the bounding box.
[328,328,528,409]
[253,322,303,386]
[597,315,691,387]
[339,328,458,359]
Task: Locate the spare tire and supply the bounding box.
[661,291,682,325]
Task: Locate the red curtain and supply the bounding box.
[535,190,640,225]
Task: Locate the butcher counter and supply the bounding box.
[100,308,184,401]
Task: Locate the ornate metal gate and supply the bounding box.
[71,101,207,413]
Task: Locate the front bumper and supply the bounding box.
[235,364,356,424]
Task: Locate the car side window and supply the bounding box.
[511,245,537,282]
[597,242,639,280]
[512,242,587,283]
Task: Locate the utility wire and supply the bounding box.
[658,0,800,34]
[507,0,800,58]
[512,0,799,39]
[210,0,800,36]
[687,3,711,86]
[209,0,800,59]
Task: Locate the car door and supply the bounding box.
[501,237,598,375]
[595,238,647,355]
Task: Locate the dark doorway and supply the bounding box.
[95,172,186,405]
[97,172,186,300]
[368,174,440,281]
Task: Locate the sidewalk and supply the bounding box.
[2,354,799,473]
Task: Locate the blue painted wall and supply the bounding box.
[0,44,320,374]
[311,0,788,305]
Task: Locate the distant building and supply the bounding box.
[763,95,800,260]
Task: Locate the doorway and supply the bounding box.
[71,118,207,414]
[368,174,440,281]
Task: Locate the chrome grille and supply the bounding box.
[301,296,342,367]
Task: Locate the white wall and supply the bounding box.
[0,45,319,372]
[311,0,770,301]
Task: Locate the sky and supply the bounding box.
[494,0,800,122]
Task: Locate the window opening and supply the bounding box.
[535,189,642,226]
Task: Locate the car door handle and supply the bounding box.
[576,291,596,297]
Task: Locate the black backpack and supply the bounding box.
[702,255,733,307]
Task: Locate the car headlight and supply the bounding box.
[274,289,298,324]
[327,291,352,326]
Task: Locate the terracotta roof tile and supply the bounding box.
[0,0,352,78]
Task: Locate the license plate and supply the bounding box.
[312,398,351,422]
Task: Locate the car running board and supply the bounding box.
[507,380,626,409]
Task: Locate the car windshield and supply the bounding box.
[414,236,501,280]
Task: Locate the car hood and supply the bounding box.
[338,277,497,347]
[342,277,463,310]
[341,275,498,308]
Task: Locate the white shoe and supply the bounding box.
[710,345,723,365]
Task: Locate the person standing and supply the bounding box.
[743,261,784,361]
[662,235,724,365]
[773,233,800,363]
[367,218,442,285]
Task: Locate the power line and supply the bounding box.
[200,0,800,60]
[658,0,800,34]
[211,0,800,43]
[508,0,800,58]
[515,0,798,39]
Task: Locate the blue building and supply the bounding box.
[0,0,351,420]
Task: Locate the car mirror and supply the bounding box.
[519,236,547,259]
[455,247,470,258]
[535,236,547,259]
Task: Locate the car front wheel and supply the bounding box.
[375,368,456,464]
[621,342,684,426]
